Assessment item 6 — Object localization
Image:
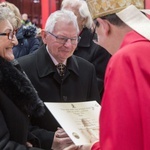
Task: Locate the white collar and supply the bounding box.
[46,46,67,65]
[116,5,150,40]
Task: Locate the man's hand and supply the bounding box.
[26,142,33,147]
[51,127,74,150]
[63,144,92,150]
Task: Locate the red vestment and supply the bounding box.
[92,31,150,150]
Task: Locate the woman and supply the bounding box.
[0,5,73,150]
[0,7,47,150]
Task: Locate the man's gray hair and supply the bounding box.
[45,9,79,34]
[61,0,93,29]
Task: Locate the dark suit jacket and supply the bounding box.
[75,28,111,97]
[18,45,100,131]
[76,27,111,80]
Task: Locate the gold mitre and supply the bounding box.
[86,0,144,19]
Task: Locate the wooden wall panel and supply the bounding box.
[7,0,42,27]
[2,0,63,27]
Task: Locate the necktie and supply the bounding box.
[56,63,66,77]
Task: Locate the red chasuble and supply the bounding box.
[92,31,150,150]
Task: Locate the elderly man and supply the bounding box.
[18,9,100,135]
[65,0,150,150]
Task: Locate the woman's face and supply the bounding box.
[0,19,16,61]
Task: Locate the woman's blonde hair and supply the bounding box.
[0,2,22,29]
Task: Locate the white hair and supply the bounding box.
[61,0,93,28]
[45,9,79,34]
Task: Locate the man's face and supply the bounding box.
[22,14,28,21]
[95,18,113,54]
[43,21,78,63]
[95,18,118,55]
[95,19,105,47]
[0,20,15,61]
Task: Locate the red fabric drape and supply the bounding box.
[41,0,56,29]
[145,0,150,8]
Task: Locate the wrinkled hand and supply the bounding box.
[51,127,74,150]
[26,142,33,147]
[63,144,92,150]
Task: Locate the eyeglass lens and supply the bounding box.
[48,31,79,45]
[61,38,78,45]
[0,31,15,40]
[8,31,16,40]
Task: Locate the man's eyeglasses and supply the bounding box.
[47,31,81,45]
[0,30,16,40]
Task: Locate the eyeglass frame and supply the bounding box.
[47,31,81,45]
[0,30,16,40]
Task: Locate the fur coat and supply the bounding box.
[0,57,45,117]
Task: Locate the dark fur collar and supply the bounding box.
[0,57,45,117]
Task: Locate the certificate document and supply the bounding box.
[45,101,101,145]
